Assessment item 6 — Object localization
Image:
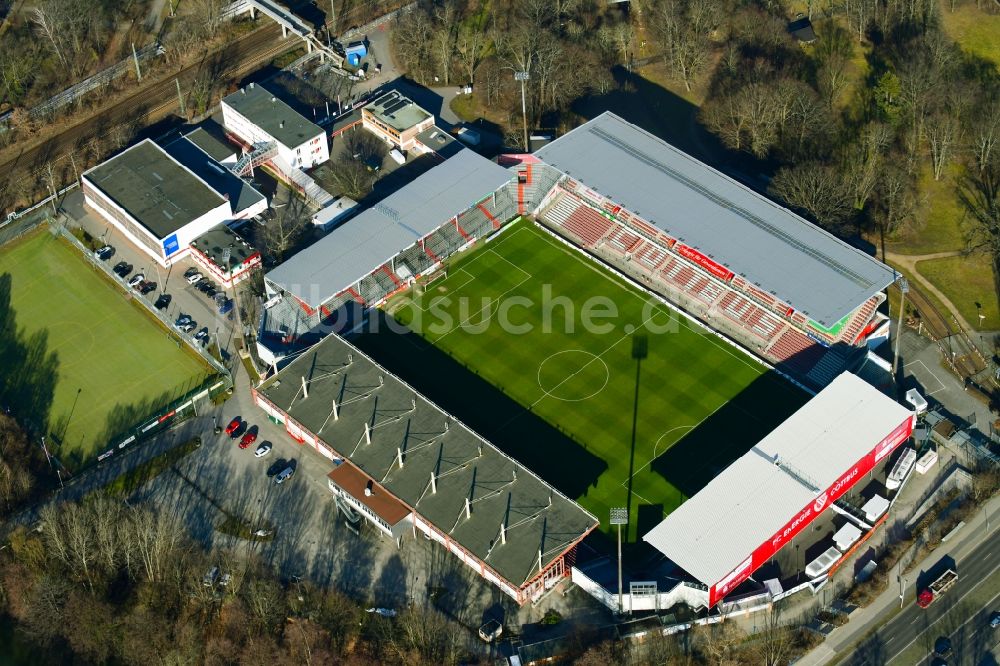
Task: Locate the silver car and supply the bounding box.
[274,464,296,484]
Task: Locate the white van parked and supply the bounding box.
[389,148,406,165]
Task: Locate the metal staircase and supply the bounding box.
[234,141,278,176]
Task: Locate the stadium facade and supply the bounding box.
[248,110,909,609]
[644,372,914,607]
[257,148,518,367]
[252,331,599,605]
[511,112,900,390]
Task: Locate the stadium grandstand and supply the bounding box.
[258,148,517,367]
[644,372,914,608]
[252,331,599,605]
[506,113,899,390]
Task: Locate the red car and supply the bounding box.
[225,418,241,436]
[239,429,258,450]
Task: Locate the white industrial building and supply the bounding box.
[81,138,266,266]
[221,83,329,170]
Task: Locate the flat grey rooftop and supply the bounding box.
[190,224,256,271]
[536,113,898,327]
[364,91,432,132]
[223,83,323,149]
[83,139,225,239]
[184,127,237,163]
[643,372,914,587]
[416,125,462,158]
[163,137,265,216]
[266,149,513,307]
[257,333,598,589]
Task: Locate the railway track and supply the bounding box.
[0,23,301,212]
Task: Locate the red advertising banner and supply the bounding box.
[709,414,914,606]
[675,244,735,282]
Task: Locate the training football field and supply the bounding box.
[0,231,212,468]
[387,221,806,539]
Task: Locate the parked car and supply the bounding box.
[274,462,296,484]
[113,261,132,277]
[138,281,156,295]
[218,298,234,315]
[266,458,287,477]
[186,272,203,285]
[128,273,145,288]
[202,566,220,587]
[205,287,218,299]
[228,420,247,439]
[175,314,193,326]
[254,441,272,458]
[194,327,209,343]
[991,612,1000,629]
[224,417,241,436]
[196,280,214,293]
[239,427,258,450]
[184,266,200,278]
[94,245,115,260]
[154,293,171,310]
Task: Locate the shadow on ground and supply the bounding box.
[651,370,807,500]
[352,313,607,501]
[0,273,60,437]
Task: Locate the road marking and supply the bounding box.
[888,559,1000,664]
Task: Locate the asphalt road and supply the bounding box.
[841,529,1000,666]
[0,21,299,206]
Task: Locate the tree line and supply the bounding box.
[394,0,627,148]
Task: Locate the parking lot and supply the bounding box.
[126,364,602,637]
[59,190,241,362]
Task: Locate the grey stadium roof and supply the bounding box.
[83,139,225,239]
[256,333,599,588]
[163,136,265,216]
[535,113,898,327]
[643,372,913,587]
[222,83,323,149]
[266,149,513,307]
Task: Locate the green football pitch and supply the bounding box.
[385,220,807,539]
[0,231,212,468]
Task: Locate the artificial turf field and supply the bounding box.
[0,231,211,467]
[386,220,807,539]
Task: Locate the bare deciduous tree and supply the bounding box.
[770,161,854,232]
[255,193,312,262]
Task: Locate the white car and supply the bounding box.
[128,273,145,288]
[254,442,272,458]
[186,272,203,285]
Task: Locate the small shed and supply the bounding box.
[789,16,817,43]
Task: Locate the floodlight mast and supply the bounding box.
[610,508,628,616]
[515,71,530,151]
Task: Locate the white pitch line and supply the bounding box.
[530,309,668,409]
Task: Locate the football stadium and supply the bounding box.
[256,111,906,607]
[385,221,807,540]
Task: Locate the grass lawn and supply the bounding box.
[917,253,1000,330]
[0,231,212,468]
[939,0,1000,68]
[381,221,806,539]
[887,164,968,255]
